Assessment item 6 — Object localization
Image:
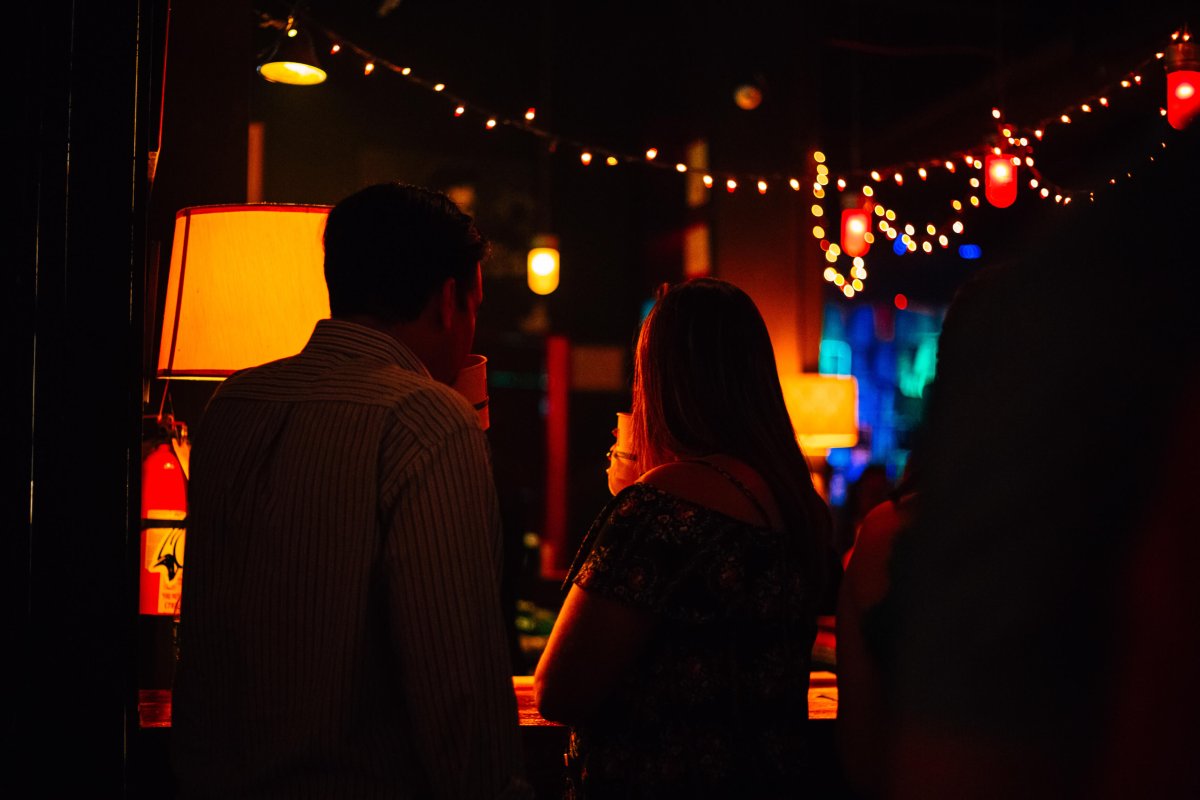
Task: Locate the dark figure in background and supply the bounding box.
[535,278,835,799]
[836,463,893,563]
[834,266,993,799]
[172,184,529,798]
[874,125,1200,799]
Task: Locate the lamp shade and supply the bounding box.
[781,373,859,453]
[157,204,332,379]
[258,28,327,86]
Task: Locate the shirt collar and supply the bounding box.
[304,318,430,377]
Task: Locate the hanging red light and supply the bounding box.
[1165,39,1200,130]
[840,206,872,258]
[984,154,1018,208]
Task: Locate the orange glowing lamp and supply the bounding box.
[1166,40,1199,130]
[984,154,1018,208]
[840,207,872,258]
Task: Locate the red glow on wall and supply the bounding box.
[1167,70,1200,130]
[841,207,871,257]
[984,154,1018,208]
[543,335,570,579]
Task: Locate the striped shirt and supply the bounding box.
[172,319,527,799]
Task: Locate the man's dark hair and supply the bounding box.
[323,183,489,322]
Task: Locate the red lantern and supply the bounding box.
[1165,41,1200,131]
[985,154,1018,209]
[840,207,871,258]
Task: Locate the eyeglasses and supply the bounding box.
[606,449,637,462]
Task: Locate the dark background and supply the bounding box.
[12,0,1196,794]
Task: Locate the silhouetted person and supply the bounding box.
[172,184,529,798]
[879,125,1200,799]
[535,278,834,798]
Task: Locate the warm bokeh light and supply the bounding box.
[527,242,561,295]
[840,207,871,258]
[1167,69,1200,130]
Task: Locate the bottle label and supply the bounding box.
[141,511,185,616]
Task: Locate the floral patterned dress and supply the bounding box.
[563,482,818,799]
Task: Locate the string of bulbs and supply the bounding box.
[265,12,1194,300]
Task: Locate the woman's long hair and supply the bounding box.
[631,277,833,594]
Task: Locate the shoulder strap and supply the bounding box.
[683,458,774,529]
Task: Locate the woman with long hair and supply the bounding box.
[535,278,833,798]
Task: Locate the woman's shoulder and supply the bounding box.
[638,456,780,530]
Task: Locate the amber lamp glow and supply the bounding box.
[527,234,561,295]
[157,204,332,379]
[840,207,872,258]
[984,154,1018,208]
[258,27,327,86]
[781,374,859,454]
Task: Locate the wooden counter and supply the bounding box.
[140,672,837,728]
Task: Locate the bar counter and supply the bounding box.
[138,671,838,728]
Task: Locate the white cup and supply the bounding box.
[451,354,489,430]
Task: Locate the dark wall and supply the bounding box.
[11,0,249,792]
[14,0,149,792]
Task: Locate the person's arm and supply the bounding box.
[835,500,907,798]
[383,424,527,799]
[534,582,655,723]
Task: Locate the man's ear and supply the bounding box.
[434,277,457,330]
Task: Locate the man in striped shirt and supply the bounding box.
[173,184,529,798]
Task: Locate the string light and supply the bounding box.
[271,12,1185,303]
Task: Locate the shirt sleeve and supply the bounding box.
[574,485,731,622]
[382,423,528,799]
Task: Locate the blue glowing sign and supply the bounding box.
[893,238,908,256]
[958,244,982,259]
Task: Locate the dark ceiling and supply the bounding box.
[249,0,1196,307]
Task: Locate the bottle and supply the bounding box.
[137,421,188,726]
